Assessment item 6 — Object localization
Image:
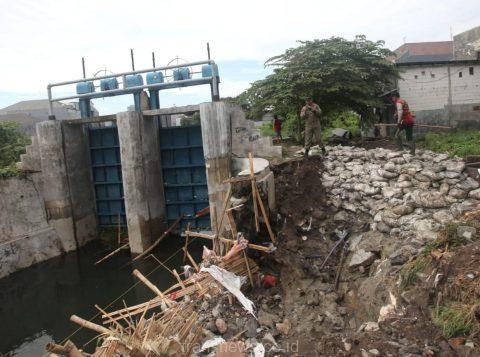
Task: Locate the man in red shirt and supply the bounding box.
[273,114,282,140]
[391,93,415,155]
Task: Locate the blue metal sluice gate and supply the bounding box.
[159,124,210,229]
[88,126,126,227]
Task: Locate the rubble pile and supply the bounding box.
[46,147,480,356]
[322,145,479,246]
[268,149,480,356]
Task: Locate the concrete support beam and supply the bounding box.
[199,102,232,233]
[117,111,166,254]
[36,121,77,252]
[61,122,98,246]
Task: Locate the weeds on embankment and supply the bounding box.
[423,129,480,158]
[434,301,480,338]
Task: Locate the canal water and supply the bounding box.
[0,236,204,356]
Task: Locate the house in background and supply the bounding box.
[394,26,480,131]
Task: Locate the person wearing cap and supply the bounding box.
[300,97,326,156]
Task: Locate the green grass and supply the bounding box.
[259,122,275,137]
[434,301,480,338]
[322,110,361,140]
[424,130,480,158]
[400,256,432,287]
[0,165,21,179]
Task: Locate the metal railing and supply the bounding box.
[47,59,219,117]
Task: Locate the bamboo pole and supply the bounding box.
[216,184,232,238]
[374,123,452,129]
[45,342,69,355]
[70,315,112,335]
[183,247,200,272]
[95,243,129,265]
[226,211,253,287]
[132,215,183,262]
[195,206,210,218]
[184,230,272,252]
[132,269,172,307]
[64,341,84,357]
[141,312,156,349]
[94,304,124,332]
[172,269,186,289]
[249,152,260,232]
[183,223,191,263]
[254,184,276,243]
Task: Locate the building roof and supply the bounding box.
[394,41,454,63]
[0,99,74,113]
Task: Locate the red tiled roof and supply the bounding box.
[394,41,454,63]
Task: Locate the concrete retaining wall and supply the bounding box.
[0,175,63,279]
[230,104,282,159]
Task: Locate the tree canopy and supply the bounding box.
[0,121,30,168]
[236,35,399,122]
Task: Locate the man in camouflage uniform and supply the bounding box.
[300,97,326,157]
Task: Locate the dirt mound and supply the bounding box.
[272,156,327,223]
[255,157,372,355]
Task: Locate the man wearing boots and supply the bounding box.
[300,97,326,157]
[391,92,415,155]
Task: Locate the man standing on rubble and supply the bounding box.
[391,92,415,155]
[300,97,326,157]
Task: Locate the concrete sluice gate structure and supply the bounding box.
[13,101,279,263]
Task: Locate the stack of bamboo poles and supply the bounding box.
[46,254,259,357]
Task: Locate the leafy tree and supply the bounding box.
[236,35,399,139]
[0,121,30,168]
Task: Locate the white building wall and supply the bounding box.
[398,63,480,111]
[397,65,449,111]
[450,65,480,105]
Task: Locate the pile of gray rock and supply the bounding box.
[321,146,479,247]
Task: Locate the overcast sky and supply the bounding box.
[0,0,478,114]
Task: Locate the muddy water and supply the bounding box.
[0,236,204,356]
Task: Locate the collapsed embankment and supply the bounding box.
[258,146,480,356]
[46,145,480,357]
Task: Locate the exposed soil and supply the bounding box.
[254,157,371,355]
[251,155,480,356]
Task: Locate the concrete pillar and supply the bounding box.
[117,111,166,254]
[199,102,232,233]
[61,122,98,246]
[36,121,77,252]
